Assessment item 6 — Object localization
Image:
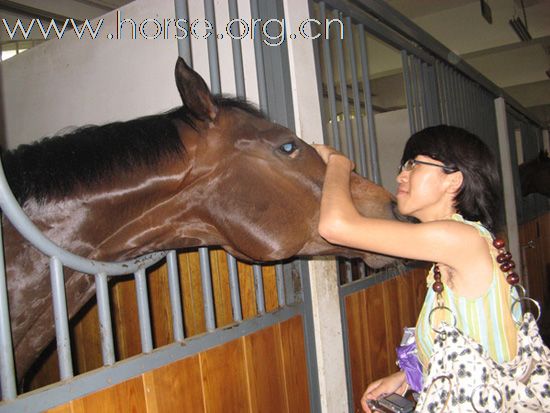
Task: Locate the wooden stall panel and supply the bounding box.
[345,286,370,412]
[200,338,251,413]
[71,376,146,413]
[520,212,550,342]
[244,325,288,413]
[142,355,204,413]
[346,267,428,412]
[45,316,309,413]
[279,316,311,413]
[519,217,546,314]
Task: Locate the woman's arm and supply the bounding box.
[361,371,408,413]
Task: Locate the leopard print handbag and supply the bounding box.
[415,313,550,412]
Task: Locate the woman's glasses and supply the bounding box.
[399,159,458,173]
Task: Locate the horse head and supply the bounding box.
[164,58,398,267]
[519,150,550,197]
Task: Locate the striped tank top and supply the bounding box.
[415,214,520,370]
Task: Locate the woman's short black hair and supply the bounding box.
[401,125,502,233]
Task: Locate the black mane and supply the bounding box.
[1,96,264,204]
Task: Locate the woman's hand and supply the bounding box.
[361,371,408,413]
[312,144,355,170]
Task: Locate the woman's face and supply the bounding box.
[395,155,455,221]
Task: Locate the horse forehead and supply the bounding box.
[220,107,290,137]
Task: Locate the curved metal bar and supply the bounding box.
[0,159,166,276]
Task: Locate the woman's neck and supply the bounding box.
[416,205,457,223]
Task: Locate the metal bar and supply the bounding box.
[428,64,441,125]
[343,259,352,284]
[295,260,321,413]
[228,0,245,98]
[95,272,115,366]
[345,17,367,177]
[199,247,216,331]
[174,0,191,63]
[468,81,476,131]
[434,62,445,123]
[335,12,354,159]
[461,75,469,128]
[462,75,471,128]
[275,263,285,307]
[0,220,16,400]
[358,24,380,183]
[204,0,221,94]
[442,64,452,124]
[320,2,340,150]
[249,0,268,111]
[409,55,421,131]
[421,62,432,126]
[464,77,471,127]
[456,72,464,127]
[358,261,367,279]
[134,268,153,353]
[401,50,416,134]
[453,70,462,126]
[448,67,459,125]
[415,57,426,129]
[167,250,185,342]
[338,282,355,411]
[227,254,242,322]
[253,264,265,315]
[50,257,73,379]
[473,84,481,137]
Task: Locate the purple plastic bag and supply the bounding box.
[396,342,423,393]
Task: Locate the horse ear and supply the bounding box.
[175,57,218,122]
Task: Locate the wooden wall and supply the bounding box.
[519,211,550,339]
[45,315,310,413]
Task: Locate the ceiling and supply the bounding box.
[386,0,550,127]
[0,0,549,127]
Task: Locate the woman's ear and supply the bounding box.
[447,171,464,195]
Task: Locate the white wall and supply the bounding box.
[1,0,180,149]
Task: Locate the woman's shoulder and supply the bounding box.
[449,213,493,240]
[421,216,490,268]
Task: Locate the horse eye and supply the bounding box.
[280,142,297,154]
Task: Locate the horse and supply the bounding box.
[1,58,400,384]
[519,150,550,197]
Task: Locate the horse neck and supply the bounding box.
[15,161,195,262]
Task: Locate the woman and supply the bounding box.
[314,125,519,412]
